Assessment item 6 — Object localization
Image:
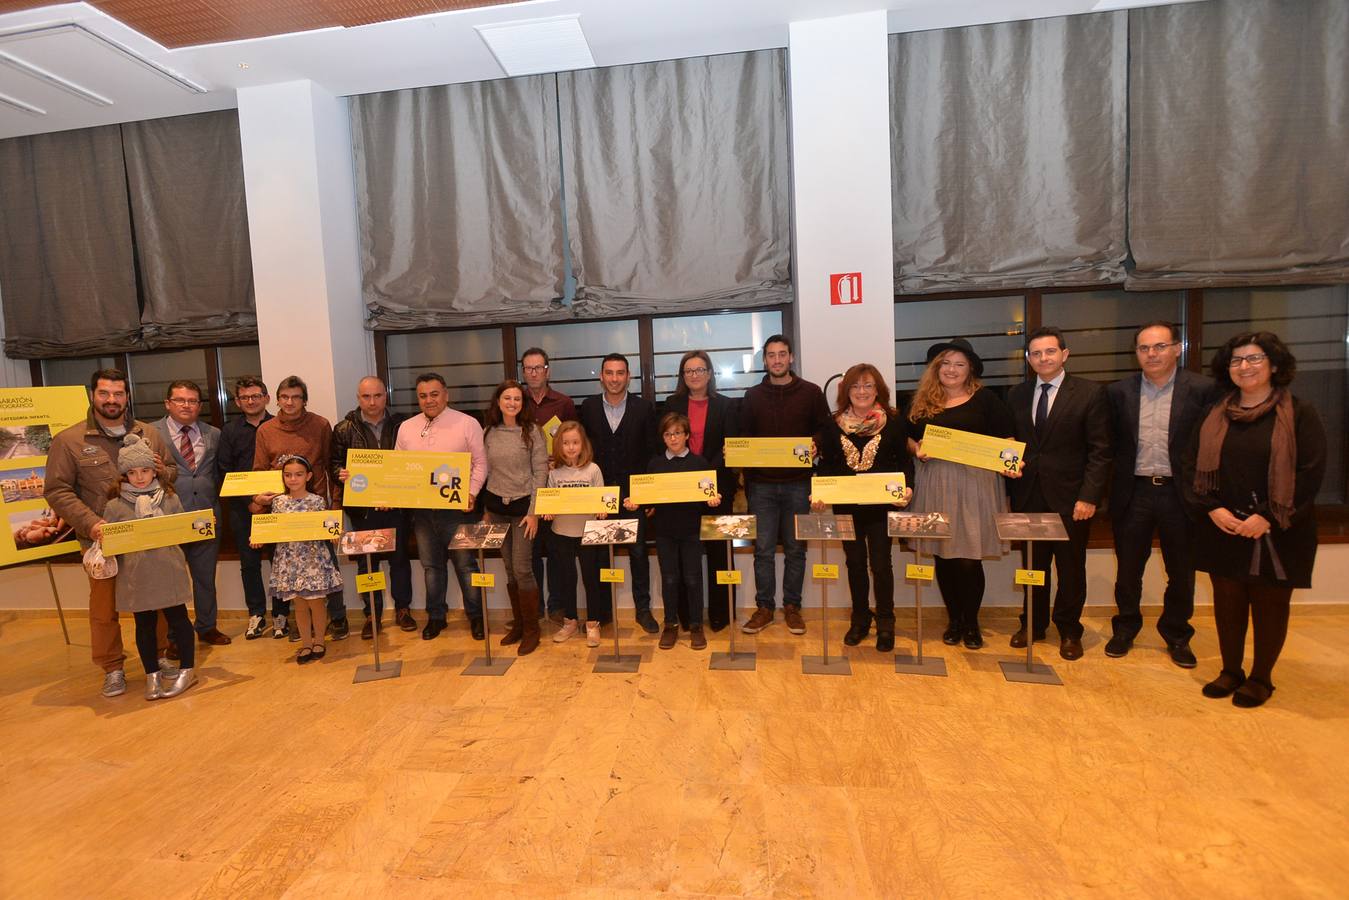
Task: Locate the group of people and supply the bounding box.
[43,326,1325,710]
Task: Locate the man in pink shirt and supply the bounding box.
[394,372,488,640]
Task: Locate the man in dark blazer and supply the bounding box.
[1105,321,1218,668]
[579,353,660,633]
[155,379,230,646]
[1008,326,1112,660]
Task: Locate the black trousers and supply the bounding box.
[841,510,895,632]
[1018,491,1090,640]
[1111,479,1196,645]
[135,605,194,672]
[545,530,610,624]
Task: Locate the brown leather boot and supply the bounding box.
[518,587,542,655]
[500,583,524,646]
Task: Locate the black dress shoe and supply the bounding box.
[422,619,447,640]
[1010,628,1047,649]
[875,632,894,653]
[469,618,485,641]
[962,626,983,650]
[1202,669,1245,698]
[843,623,869,646]
[1167,641,1198,669]
[707,620,728,633]
[1059,636,1084,660]
[635,609,660,634]
[941,623,963,645]
[1104,634,1132,658]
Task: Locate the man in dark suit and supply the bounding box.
[1008,326,1112,660]
[1105,321,1218,668]
[155,379,230,647]
[579,353,660,633]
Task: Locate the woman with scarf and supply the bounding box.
[813,363,914,652]
[1190,331,1326,708]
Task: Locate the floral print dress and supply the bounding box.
[268,492,342,599]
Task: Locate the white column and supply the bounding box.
[788,11,896,391]
[235,80,371,423]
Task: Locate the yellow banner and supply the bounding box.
[920,425,1024,475]
[356,571,387,593]
[813,563,839,580]
[0,385,90,568]
[715,570,742,585]
[342,449,471,510]
[219,470,284,497]
[1014,568,1046,586]
[600,568,624,583]
[101,510,217,555]
[629,470,718,504]
[251,510,343,543]
[534,485,621,515]
[723,437,813,468]
[542,415,562,456]
[904,563,934,582]
[470,572,495,588]
[811,472,908,505]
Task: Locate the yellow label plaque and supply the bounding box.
[355,571,387,593]
[629,470,719,504]
[219,470,284,497]
[715,570,743,585]
[542,415,562,456]
[534,485,621,515]
[920,425,1024,475]
[101,510,217,556]
[251,510,344,544]
[343,449,472,510]
[813,563,839,580]
[905,563,935,581]
[470,573,495,588]
[600,568,624,583]
[812,472,908,505]
[723,437,813,468]
[1015,568,1046,586]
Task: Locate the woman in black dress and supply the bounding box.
[1190,332,1326,708]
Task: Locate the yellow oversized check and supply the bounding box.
[811,472,908,505]
[920,426,1024,475]
[342,449,471,510]
[219,470,284,497]
[101,510,217,555]
[251,510,344,543]
[629,470,719,504]
[534,485,621,515]
[723,437,813,468]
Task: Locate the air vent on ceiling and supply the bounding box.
[475,15,595,77]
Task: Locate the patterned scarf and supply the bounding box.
[120,480,166,519]
[838,407,887,437]
[1194,389,1296,528]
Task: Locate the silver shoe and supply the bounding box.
[160,667,197,698]
[101,669,127,698]
[145,672,162,701]
[158,657,180,679]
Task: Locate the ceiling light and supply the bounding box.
[475,15,595,77]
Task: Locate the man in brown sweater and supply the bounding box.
[45,368,178,699]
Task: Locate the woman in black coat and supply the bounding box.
[1189,331,1326,708]
[664,350,740,631]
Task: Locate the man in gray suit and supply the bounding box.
[156,379,231,646]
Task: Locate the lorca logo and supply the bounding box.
[429,464,464,504]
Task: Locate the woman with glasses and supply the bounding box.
[1189,332,1326,708]
[663,350,741,631]
[812,363,913,652]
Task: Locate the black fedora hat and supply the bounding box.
[924,338,984,377]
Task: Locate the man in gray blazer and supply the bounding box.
[156,379,231,646]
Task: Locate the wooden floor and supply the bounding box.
[2,606,1348,899]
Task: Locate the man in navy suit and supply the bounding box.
[1105,321,1218,668]
[1008,326,1112,660]
[155,379,230,646]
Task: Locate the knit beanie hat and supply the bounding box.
[118,433,157,473]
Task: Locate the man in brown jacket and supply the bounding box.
[45,368,178,699]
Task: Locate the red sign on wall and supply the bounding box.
[830,272,862,305]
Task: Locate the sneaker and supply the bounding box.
[659,624,679,650]
[742,607,774,634]
[272,615,288,639]
[553,618,578,643]
[245,615,267,640]
[783,604,806,635]
[329,617,350,641]
[101,669,127,698]
[585,620,602,648]
[157,657,180,679]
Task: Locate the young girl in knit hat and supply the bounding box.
[102,433,199,700]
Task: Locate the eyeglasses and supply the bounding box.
[849,383,877,392]
[683,367,709,377]
[1228,353,1269,367]
[521,365,547,374]
[168,398,201,406]
[1136,341,1178,355]
[663,430,688,438]
[236,393,266,402]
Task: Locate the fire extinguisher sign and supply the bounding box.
[830,272,862,305]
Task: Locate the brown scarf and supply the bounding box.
[1194,389,1297,528]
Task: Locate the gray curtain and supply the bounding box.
[1128,0,1349,289]
[122,111,257,347]
[890,13,1128,294]
[0,125,142,358]
[351,76,566,329]
[558,50,791,317]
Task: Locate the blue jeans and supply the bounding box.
[227,498,270,618]
[748,479,810,610]
[412,509,481,622]
[354,523,413,618]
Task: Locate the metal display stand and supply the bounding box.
[45,561,71,645]
[453,524,514,676]
[797,514,854,676]
[994,513,1069,686]
[585,518,642,674]
[702,516,757,671]
[887,512,951,677]
[341,529,403,683]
